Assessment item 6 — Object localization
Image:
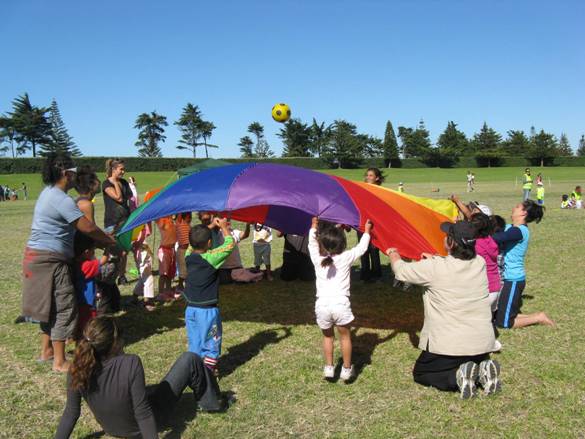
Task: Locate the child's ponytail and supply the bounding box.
[321,255,333,268]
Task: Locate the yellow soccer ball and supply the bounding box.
[271,103,291,123]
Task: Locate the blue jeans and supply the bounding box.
[523,189,531,201]
[185,306,222,366]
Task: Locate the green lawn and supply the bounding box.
[0,167,584,438]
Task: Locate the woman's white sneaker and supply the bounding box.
[323,365,335,379]
[456,361,478,399]
[340,365,354,382]
[479,359,501,395]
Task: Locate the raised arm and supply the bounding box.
[387,248,435,287]
[450,194,472,220]
[345,220,373,263]
[492,226,523,245]
[307,217,322,265]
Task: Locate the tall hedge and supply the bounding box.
[0,155,583,174]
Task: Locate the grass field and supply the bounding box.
[1,167,584,438]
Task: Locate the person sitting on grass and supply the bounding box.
[184,217,235,375]
[387,221,500,399]
[55,316,226,439]
[560,194,576,209]
[571,185,582,209]
[492,200,555,329]
[308,217,373,382]
[217,221,264,284]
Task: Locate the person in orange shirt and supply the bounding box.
[175,212,192,293]
[156,216,177,301]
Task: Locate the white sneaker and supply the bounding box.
[492,340,502,352]
[339,365,354,382]
[323,365,335,379]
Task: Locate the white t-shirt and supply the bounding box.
[308,228,370,306]
[253,225,272,244]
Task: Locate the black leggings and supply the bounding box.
[413,350,489,391]
[147,352,223,420]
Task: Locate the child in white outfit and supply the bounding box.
[132,224,155,311]
[308,217,373,382]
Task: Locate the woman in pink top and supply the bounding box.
[471,213,501,311]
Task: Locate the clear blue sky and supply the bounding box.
[1,0,584,157]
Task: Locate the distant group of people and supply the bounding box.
[18,156,559,437]
[0,182,27,201]
[561,185,582,209]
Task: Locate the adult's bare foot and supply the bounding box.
[53,361,70,373]
[540,313,556,327]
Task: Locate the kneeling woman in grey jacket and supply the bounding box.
[387,220,500,400]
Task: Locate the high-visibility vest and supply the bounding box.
[523,174,533,190]
[572,191,582,201]
[536,187,544,200]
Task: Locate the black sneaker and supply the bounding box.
[456,361,479,400]
[479,359,501,395]
[117,275,128,285]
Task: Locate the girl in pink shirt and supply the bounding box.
[471,213,501,311]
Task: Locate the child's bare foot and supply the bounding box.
[53,361,70,373]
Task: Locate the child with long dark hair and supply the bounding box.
[308,217,373,382]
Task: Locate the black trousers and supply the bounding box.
[413,350,489,392]
[147,352,223,421]
[357,232,381,281]
[280,253,315,282]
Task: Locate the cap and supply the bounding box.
[440,221,477,248]
[537,181,544,186]
[399,182,404,185]
[468,201,492,216]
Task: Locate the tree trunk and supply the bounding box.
[193,146,196,158]
[32,140,36,157]
[10,139,15,159]
[204,141,209,158]
[540,158,544,167]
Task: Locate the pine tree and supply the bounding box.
[238,136,254,158]
[134,111,167,157]
[398,119,431,158]
[382,121,400,166]
[577,135,585,157]
[41,99,81,156]
[322,120,363,168]
[557,133,573,156]
[471,122,503,167]
[200,120,218,158]
[437,121,469,155]
[247,122,265,151]
[308,118,331,158]
[278,119,312,157]
[254,139,274,158]
[175,103,203,157]
[9,93,52,157]
[529,129,558,167]
[502,130,530,156]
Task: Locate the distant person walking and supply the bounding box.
[466,171,474,193]
[21,182,28,200]
[522,168,533,201]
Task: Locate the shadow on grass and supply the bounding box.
[120,299,185,347]
[220,327,293,377]
[220,271,424,336]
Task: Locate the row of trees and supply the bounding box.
[264,117,585,167]
[3,93,584,163]
[134,104,218,158]
[0,94,80,157]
